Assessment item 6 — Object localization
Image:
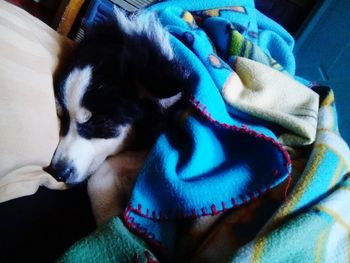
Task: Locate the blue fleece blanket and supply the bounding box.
[124,0,294,251]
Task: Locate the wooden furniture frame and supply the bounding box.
[54,0,86,36]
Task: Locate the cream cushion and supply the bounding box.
[0,1,73,202]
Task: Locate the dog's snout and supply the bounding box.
[45,161,76,183]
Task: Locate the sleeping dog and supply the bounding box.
[45,8,195,185]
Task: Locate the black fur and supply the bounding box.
[54,14,196,147]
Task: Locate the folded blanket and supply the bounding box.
[226,56,318,146]
[124,0,316,252]
[228,86,350,263]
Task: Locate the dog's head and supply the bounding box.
[46,8,195,184]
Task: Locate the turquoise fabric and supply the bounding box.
[58,217,158,263]
[125,0,293,251]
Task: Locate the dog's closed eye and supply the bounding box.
[58,115,70,137]
[76,114,121,139]
[89,115,109,125]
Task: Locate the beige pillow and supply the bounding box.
[0,1,73,202]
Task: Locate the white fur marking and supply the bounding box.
[76,108,92,124]
[63,65,92,121]
[113,6,174,60]
[158,92,183,110]
[137,85,182,110]
[113,7,134,35]
[53,124,132,184]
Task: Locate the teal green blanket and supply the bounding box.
[59,217,158,262]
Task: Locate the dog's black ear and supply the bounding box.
[136,36,197,110]
[78,23,125,50]
[114,7,197,108]
[77,7,134,50]
[137,58,196,110]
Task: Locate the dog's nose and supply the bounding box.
[44,161,76,182]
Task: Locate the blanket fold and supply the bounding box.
[124,0,315,251]
[225,56,319,146]
[227,86,350,263]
